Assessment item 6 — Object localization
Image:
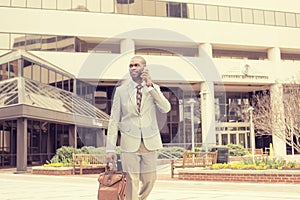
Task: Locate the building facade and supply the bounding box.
[1,0,300,169]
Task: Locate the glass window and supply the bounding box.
[42,0,56,9]
[11,0,26,7]
[101,0,115,13]
[56,124,63,148]
[242,8,253,23]
[11,34,26,50]
[297,14,300,28]
[25,34,41,51]
[27,0,42,8]
[9,60,18,78]
[286,13,296,27]
[41,35,56,51]
[57,36,75,52]
[23,60,32,79]
[62,76,70,91]
[155,1,167,17]
[129,0,142,15]
[194,4,206,19]
[221,134,228,145]
[253,9,264,24]
[72,0,87,11]
[95,90,108,111]
[264,11,275,25]
[87,0,100,12]
[0,0,10,6]
[239,133,246,147]
[230,134,237,144]
[275,11,286,26]
[230,7,242,22]
[32,121,41,154]
[57,0,71,10]
[186,3,194,19]
[0,63,8,81]
[143,0,156,16]
[116,0,129,14]
[167,2,187,18]
[63,125,69,146]
[49,70,56,86]
[219,6,230,22]
[32,64,41,82]
[117,0,134,3]
[56,73,63,89]
[0,33,10,49]
[206,5,218,21]
[41,67,49,84]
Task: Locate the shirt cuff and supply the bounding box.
[146,83,156,92]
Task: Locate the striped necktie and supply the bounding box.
[136,84,142,112]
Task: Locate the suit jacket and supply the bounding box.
[106,80,171,152]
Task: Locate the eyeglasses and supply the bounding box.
[129,63,141,68]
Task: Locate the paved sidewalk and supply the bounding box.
[1,165,300,200]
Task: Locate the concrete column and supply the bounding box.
[200,82,216,149]
[16,118,27,173]
[96,129,105,147]
[120,38,135,55]
[268,47,281,80]
[268,47,281,62]
[69,125,76,148]
[199,43,212,58]
[270,83,287,156]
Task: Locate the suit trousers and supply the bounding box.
[121,140,157,200]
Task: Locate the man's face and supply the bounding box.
[129,58,145,81]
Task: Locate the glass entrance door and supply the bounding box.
[0,120,17,168]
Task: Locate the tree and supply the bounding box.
[251,84,300,154]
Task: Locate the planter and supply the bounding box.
[32,166,73,176]
[178,168,300,184]
[32,166,105,175]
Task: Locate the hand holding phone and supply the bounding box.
[141,67,152,87]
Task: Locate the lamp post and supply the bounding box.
[187,98,196,152]
[247,106,255,163]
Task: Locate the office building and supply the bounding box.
[1,0,300,170]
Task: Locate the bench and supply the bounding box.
[247,148,264,155]
[72,154,107,175]
[171,151,218,178]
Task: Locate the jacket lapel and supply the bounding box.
[127,83,139,113]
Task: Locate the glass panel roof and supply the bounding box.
[0,49,74,78]
[0,77,109,128]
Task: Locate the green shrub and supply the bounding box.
[157,146,185,159]
[49,146,79,164]
[48,146,121,164]
[226,144,248,156]
[80,146,105,154]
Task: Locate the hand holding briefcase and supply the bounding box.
[97,162,126,200]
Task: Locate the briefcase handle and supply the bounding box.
[106,154,122,171]
[106,161,117,172]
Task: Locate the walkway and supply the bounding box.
[0,165,300,200]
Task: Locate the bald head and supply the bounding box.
[130,56,146,65]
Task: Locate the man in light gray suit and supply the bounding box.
[106,56,171,200]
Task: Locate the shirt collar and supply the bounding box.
[131,80,145,88]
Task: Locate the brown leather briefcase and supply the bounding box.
[97,163,126,200]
